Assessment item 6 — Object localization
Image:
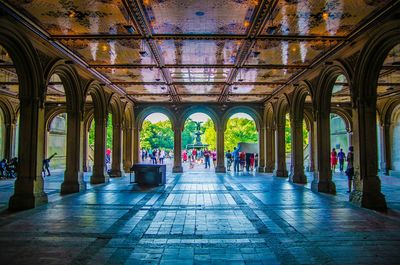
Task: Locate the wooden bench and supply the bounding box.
[129,164,166,186]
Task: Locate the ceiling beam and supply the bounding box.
[89,64,310,69]
[122,0,180,102]
[50,34,346,41]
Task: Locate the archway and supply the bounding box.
[225,113,258,173]
[46,113,67,172]
[182,112,216,172]
[140,112,174,168]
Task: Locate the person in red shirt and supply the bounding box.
[239,152,245,171]
[250,153,255,171]
[192,149,197,162]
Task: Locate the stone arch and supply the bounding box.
[291,81,313,123]
[179,105,220,131]
[0,17,44,101]
[84,81,107,122]
[355,20,400,102]
[136,106,177,131]
[275,94,290,126]
[315,61,353,115]
[44,59,82,115]
[0,97,16,126]
[108,93,123,126]
[222,105,261,131]
[330,107,352,132]
[264,102,275,129]
[45,106,67,132]
[123,103,134,129]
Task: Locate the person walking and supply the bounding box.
[345,146,354,193]
[160,149,165,164]
[211,150,217,167]
[250,153,255,171]
[43,152,57,176]
[232,147,240,172]
[330,148,337,172]
[239,152,245,171]
[152,149,157,164]
[337,148,346,173]
[182,150,188,163]
[204,148,211,169]
[226,150,232,171]
[245,152,251,172]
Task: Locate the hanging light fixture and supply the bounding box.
[139,39,148,57]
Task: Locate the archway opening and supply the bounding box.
[182,112,216,172]
[0,44,19,179]
[140,112,174,168]
[376,43,400,208]
[225,113,258,173]
[46,113,67,172]
[285,113,291,174]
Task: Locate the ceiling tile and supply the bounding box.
[175,85,223,94]
[170,68,230,83]
[180,95,219,102]
[99,68,164,83]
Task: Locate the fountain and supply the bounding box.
[186,121,209,150]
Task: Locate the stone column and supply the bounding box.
[215,125,226,173]
[173,127,183,173]
[82,124,89,172]
[350,102,387,210]
[4,121,16,160]
[274,123,288,177]
[110,123,123,177]
[290,118,307,183]
[132,126,140,164]
[258,127,266,172]
[378,123,390,175]
[61,112,86,194]
[9,98,48,211]
[311,111,336,194]
[347,129,353,147]
[265,125,275,172]
[123,126,133,172]
[308,128,315,172]
[90,116,108,184]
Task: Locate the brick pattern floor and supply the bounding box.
[0,170,399,264]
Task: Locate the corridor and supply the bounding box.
[0,171,399,265]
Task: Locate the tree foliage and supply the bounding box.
[88,113,113,149]
[140,120,174,151]
[223,117,258,151]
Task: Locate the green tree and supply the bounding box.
[224,117,258,151]
[140,119,174,151]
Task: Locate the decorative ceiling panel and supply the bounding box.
[230,85,275,94]
[99,68,164,83]
[132,95,171,102]
[158,39,242,65]
[8,0,133,35]
[262,0,390,36]
[0,45,13,64]
[379,70,400,84]
[142,0,259,34]
[235,68,300,83]
[180,95,219,102]
[60,39,155,65]
[331,74,350,103]
[246,40,338,65]
[175,85,223,94]
[170,68,230,83]
[229,95,265,102]
[123,85,169,94]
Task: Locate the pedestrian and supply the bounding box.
[232,147,240,172]
[43,152,57,176]
[106,148,111,163]
[152,149,157,164]
[183,150,188,163]
[0,159,7,178]
[226,150,232,171]
[204,148,211,169]
[141,149,145,161]
[245,152,251,172]
[330,148,337,172]
[337,148,346,173]
[239,152,245,171]
[250,153,255,171]
[345,146,354,193]
[211,150,217,167]
[160,149,165,164]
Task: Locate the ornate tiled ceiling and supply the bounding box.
[1,0,396,103]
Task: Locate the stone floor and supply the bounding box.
[0,170,400,264]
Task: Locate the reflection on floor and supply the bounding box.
[0,170,400,264]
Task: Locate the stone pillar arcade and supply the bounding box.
[258,127,266,172]
[90,115,108,184]
[290,117,307,183]
[274,122,288,177]
[110,122,123,178]
[173,127,183,173]
[215,125,226,173]
[265,124,275,172]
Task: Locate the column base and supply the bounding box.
[311,179,336,194]
[61,180,86,194]
[274,169,288,178]
[215,166,226,173]
[265,165,274,173]
[350,190,387,211]
[109,169,123,178]
[290,172,307,184]
[90,173,109,184]
[172,166,183,173]
[9,191,48,211]
[258,167,265,173]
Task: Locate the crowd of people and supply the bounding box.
[141,148,173,165]
[182,148,217,169]
[226,147,258,172]
[330,146,354,192]
[0,157,18,179]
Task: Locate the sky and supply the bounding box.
[145,112,253,123]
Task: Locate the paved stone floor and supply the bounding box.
[0,170,400,264]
